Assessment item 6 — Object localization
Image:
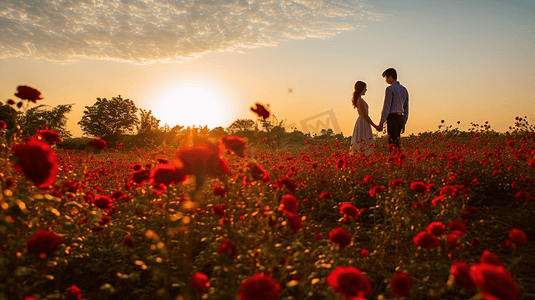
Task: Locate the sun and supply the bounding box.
[154,85,227,129]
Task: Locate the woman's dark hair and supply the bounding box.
[382,68,397,80]
[352,81,367,108]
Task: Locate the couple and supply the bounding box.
[350,68,409,156]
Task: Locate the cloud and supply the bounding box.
[0,0,382,63]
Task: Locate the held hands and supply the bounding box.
[375,124,383,132]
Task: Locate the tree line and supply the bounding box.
[0,95,347,150]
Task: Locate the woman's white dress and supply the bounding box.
[351,98,374,156]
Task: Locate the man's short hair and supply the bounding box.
[382,68,397,80]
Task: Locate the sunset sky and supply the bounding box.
[1,0,533,137]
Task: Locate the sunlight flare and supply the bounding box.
[154,85,227,129]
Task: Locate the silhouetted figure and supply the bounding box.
[351,81,379,156]
[377,68,409,153]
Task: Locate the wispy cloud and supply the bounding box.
[0,0,382,63]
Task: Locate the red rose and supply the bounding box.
[390,272,412,297]
[13,138,58,188]
[93,195,112,209]
[221,136,247,157]
[508,228,528,247]
[447,219,467,236]
[191,272,210,292]
[250,103,270,120]
[66,285,82,300]
[285,212,302,233]
[88,138,107,150]
[450,261,476,290]
[15,85,42,103]
[0,120,6,129]
[431,195,446,206]
[217,240,237,257]
[130,170,150,185]
[447,232,462,246]
[124,234,133,246]
[98,216,111,225]
[480,250,502,266]
[213,184,226,197]
[440,185,457,196]
[329,227,352,249]
[340,203,359,219]
[410,181,429,194]
[281,194,299,214]
[248,163,270,182]
[364,175,373,183]
[413,231,440,251]
[314,229,322,241]
[276,177,296,192]
[389,179,403,187]
[426,221,446,237]
[37,129,62,144]
[26,229,63,256]
[238,273,280,300]
[319,191,331,200]
[470,263,519,300]
[175,143,231,179]
[213,204,225,219]
[369,186,385,197]
[150,164,186,186]
[327,266,372,299]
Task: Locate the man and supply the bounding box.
[377,68,409,152]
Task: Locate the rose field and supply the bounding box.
[1,89,535,300]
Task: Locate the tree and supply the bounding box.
[19,104,73,138]
[209,126,227,139]
[78,96,139,145]
[137,109,161,135]
[134,109,163,147]
[226,119,257,135]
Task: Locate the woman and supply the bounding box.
[351,81,379,155]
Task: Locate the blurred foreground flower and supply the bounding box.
[15,85,42,103]
[470,263,519,300]
[175,142,230,189]
[450,261,476,290]
[221,136,247,157]
[13,138,58,188]
[250,103,270,120]
[26,229,63,257]
[238,273,280,300]
[150,164,186,186]
[327,266,372,299]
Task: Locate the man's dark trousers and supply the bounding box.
[387,114,404,152]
